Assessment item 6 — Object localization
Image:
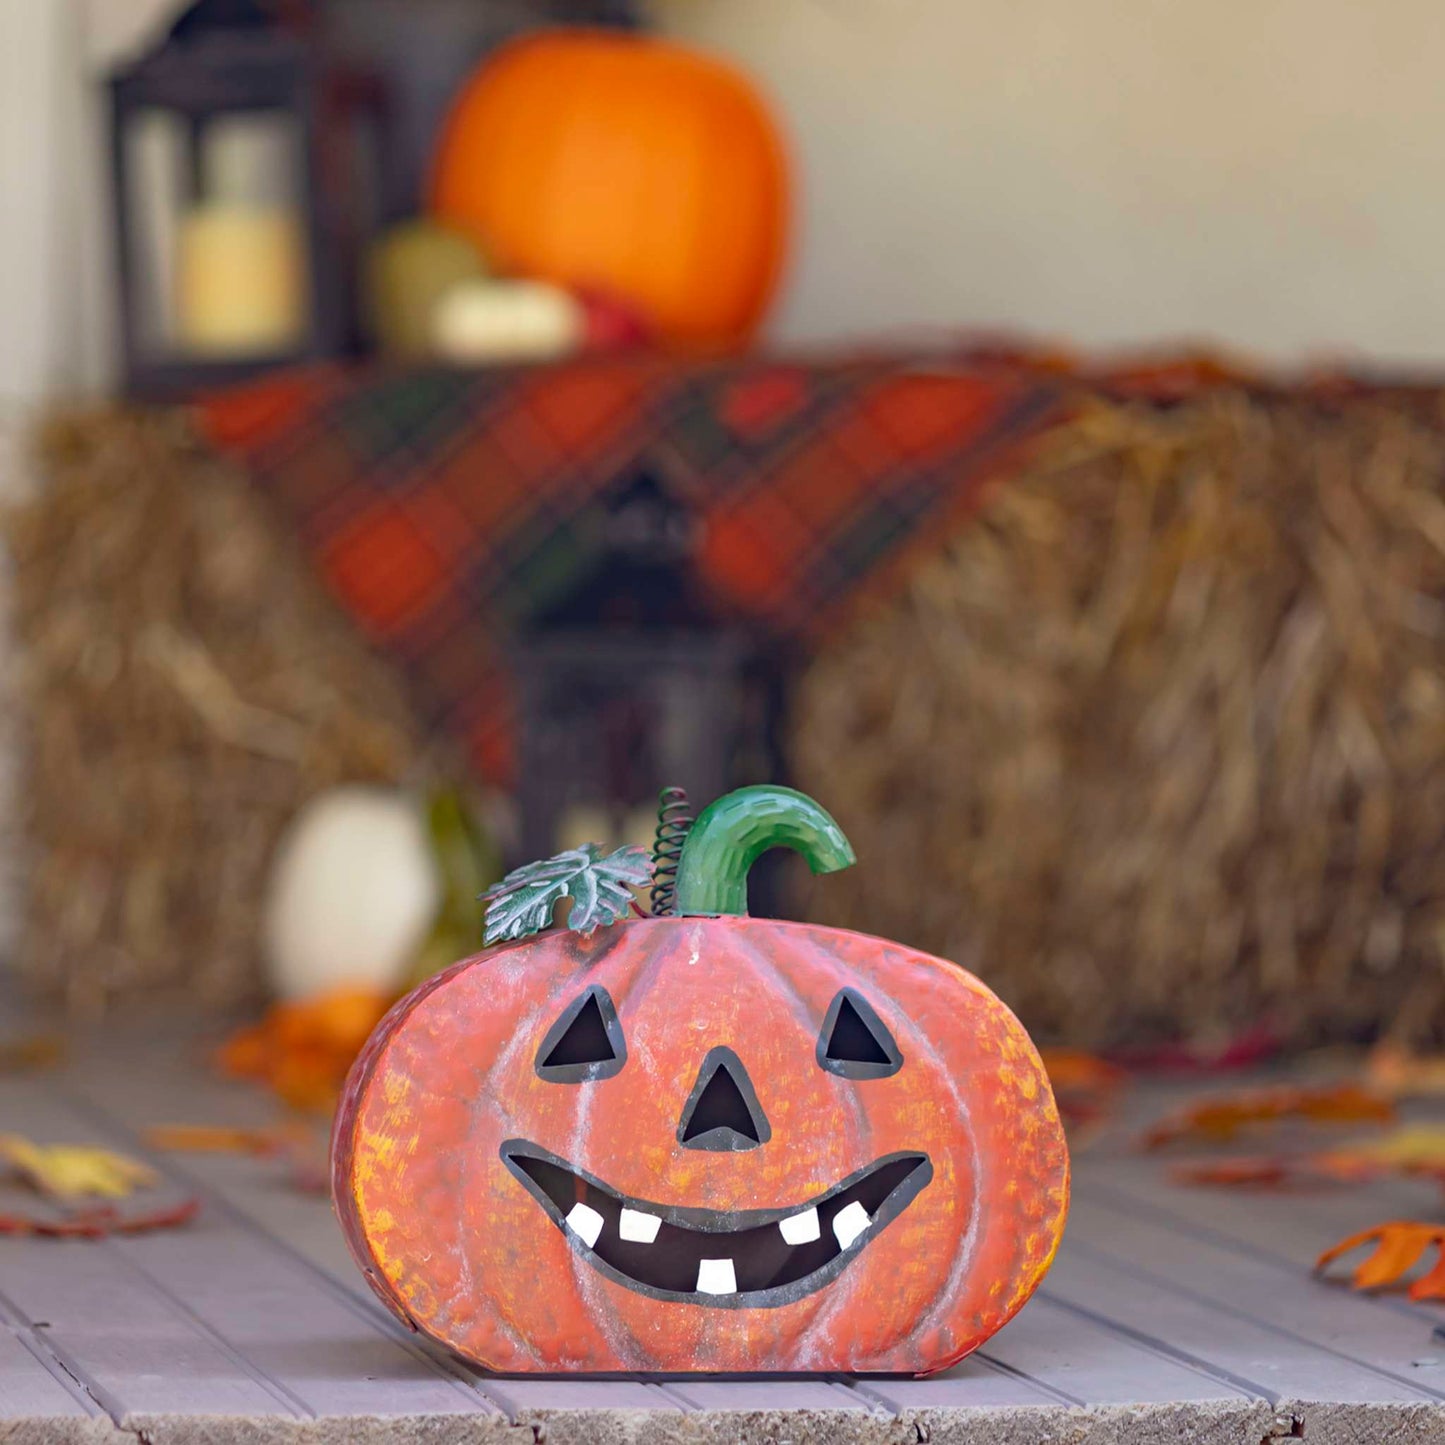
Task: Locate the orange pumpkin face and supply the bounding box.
[430,30,789,348]
[332,789,1068,1375]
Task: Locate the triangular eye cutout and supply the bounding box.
[817,989,903,1079]
[535,987,627,1083]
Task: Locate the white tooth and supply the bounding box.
[696,1258,737,1295]
[618,1208,662,1244]
[565,1202,603,1248]
[779,1207,821,1245]
[832,1200,871,1250]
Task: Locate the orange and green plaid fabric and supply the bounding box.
[200,353,1068,783]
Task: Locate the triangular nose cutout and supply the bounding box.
[677,1047,771,1151]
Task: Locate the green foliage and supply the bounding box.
[482,843,653,947]
[406,788,504,987]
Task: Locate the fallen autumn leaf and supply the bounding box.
[0,1136,159,1201]
[1142,1082,1394,1150]
[1316,1222,1445,1300]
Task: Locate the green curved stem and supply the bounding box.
[674,786,856,917]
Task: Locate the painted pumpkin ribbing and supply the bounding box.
[332,913,1068,1374]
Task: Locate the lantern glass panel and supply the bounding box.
[121,109,185,359]
[123,104,310,366]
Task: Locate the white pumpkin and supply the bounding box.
[263,787,441,1000]
[431,279,585,365]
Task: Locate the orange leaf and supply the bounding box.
[272,988,391,1054]
[0,1198,200,1239]
[214,988,392,1114]
[215,1024,272,1081]
[1143,1083,1394,1150]
[1296,1085,1395,1125]
[143,1125,309,1157]
[269,1052,345,1113]
[0,1034,65,1074]
[1170,1149,1409,1191]
[1306,1153,1387,1185]
[1040,1049,1128,1145]
[1040,1049,1128,1095]
[1310,1125,1445,1180]
[1316,1222,1445,1294]
[1363,1042,1445,1099]
[1410,1252,1445,1301]
[1352,1230,1435,1289]
[1169,1157,1294,1189]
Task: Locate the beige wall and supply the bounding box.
[0,0,81,406]
[0,0,181,408]
[84,0,180,67]
[651,0,1445,363]
[9,0,1445,398]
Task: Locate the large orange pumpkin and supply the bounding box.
[332,787,1068,1374]
[430,30,789,349]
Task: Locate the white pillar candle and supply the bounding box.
[175,204,307,358]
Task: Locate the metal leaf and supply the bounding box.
[482,844,653,947]
[569,863,602,934]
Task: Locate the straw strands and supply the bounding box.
[793,390,1445,1047]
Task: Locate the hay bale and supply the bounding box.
[791,389,1445,1049]
[3,410,430,1015]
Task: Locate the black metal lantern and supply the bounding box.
[510,467,786,892]
[107,0,383,397]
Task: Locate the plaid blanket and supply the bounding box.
[200,354,1069,783]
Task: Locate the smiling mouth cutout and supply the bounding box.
[500,1141,933,1308]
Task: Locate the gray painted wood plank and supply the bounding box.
[1076,1145,1445,1298]
[0,1326,99,1421]
[55,1071,691,1432]
[479,1378,679,1412]
[661,1378,874,1410]
[54,1031,360,1279]
[477,1379,686,1445]
[115,1143,359,1284]
[1,1080,518,1435]
[655,1380,903,1445]
[0,1332,122,1445]
[0,1078,304,1427]
[112,1224,506,1422]
[1043,1237,1437,1407]
[978,1294,1257,1405]
[0,1244,302,1421]
[855,1303,1275,1444]
[1072,1144,1445,1261]
[15,1326,294,1425]
[853,1355,1061,1411]
[1066,1188,1445,1396]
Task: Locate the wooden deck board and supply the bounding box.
[7,1017,1445,1440]
[1066,1190,1445,1395]
[0,1080,523,1442]
[1044,1240,1433,1405]
[978,1294,1257,1406]
[0,1325,112,1444]
[1077,1145,1445,1313]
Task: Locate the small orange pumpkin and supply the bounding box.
[332,787,1068,1374]
[430,30,789,349]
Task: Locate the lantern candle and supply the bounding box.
[175,204,307,357]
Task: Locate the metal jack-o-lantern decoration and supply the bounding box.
[332,785,1069,1375]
